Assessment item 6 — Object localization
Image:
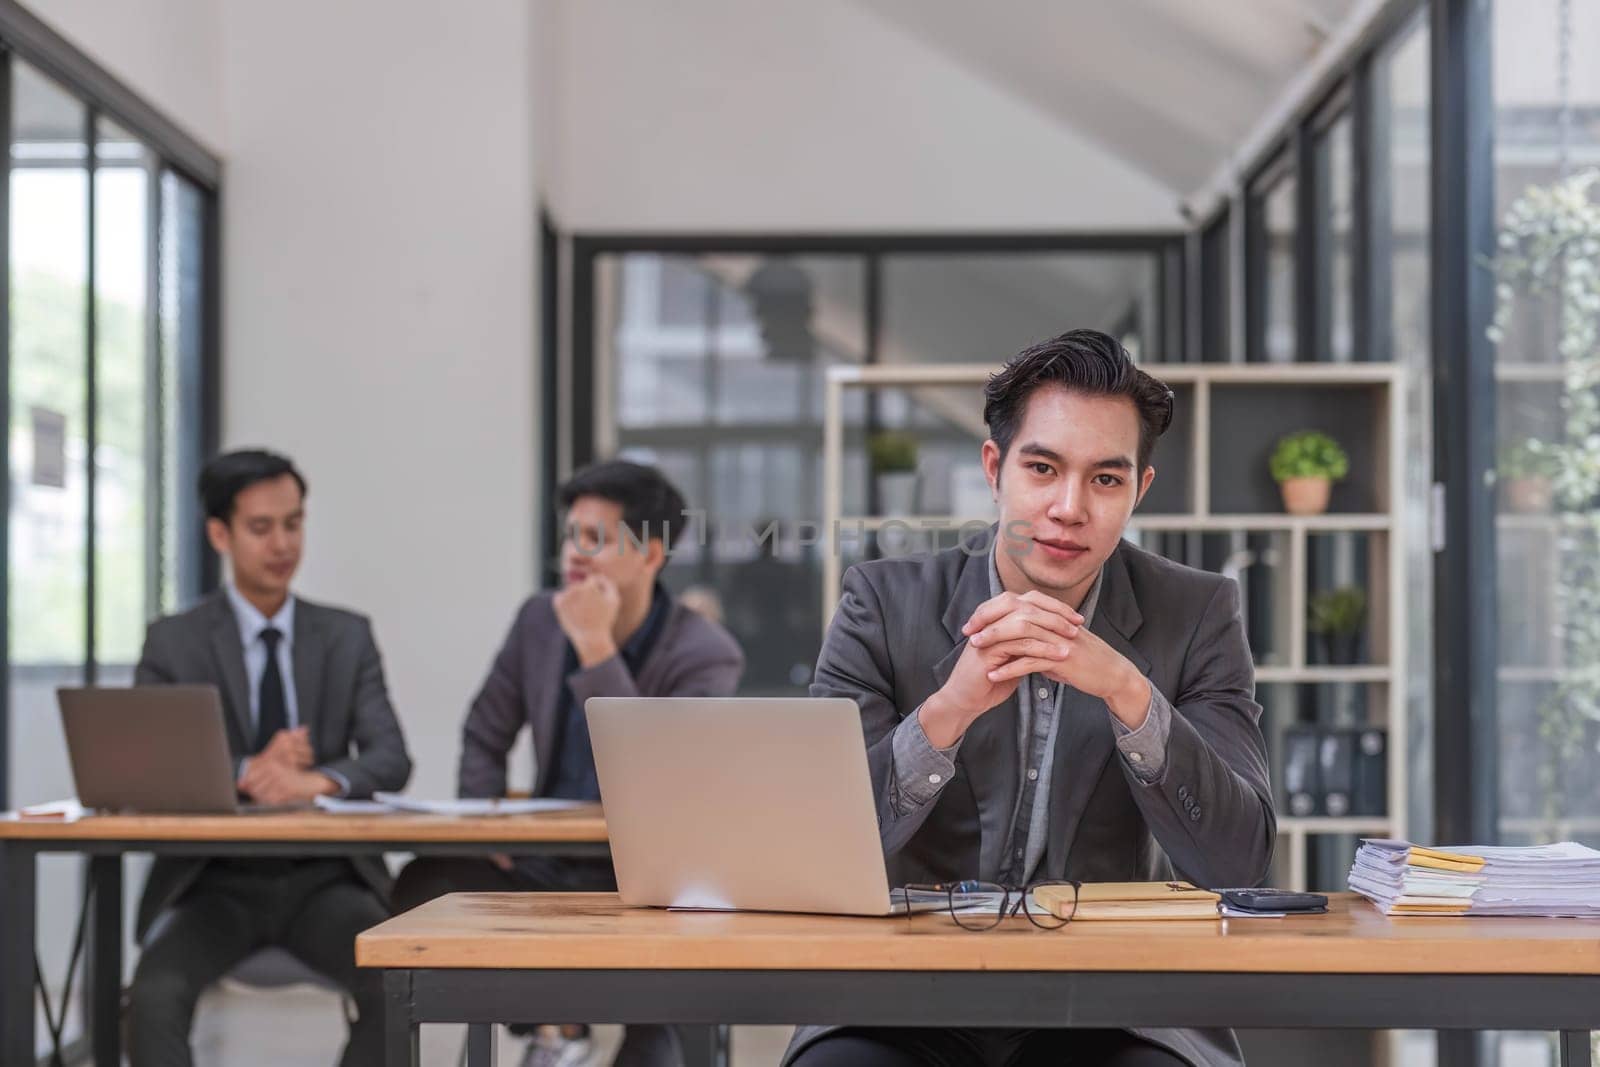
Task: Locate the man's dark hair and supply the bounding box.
[558,460,688,547]
[982,329,1175,472]
[199,449,307,523]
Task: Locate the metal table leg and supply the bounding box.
[86,856,122,1067]
[0,841,37,1067]
[385,971,419,1067]
[679,1024,729,1067]
[466,1022,497,1066]
[1561,1031,1594,1067]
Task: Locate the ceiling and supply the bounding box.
[852,0,1362,196]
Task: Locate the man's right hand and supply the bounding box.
[918,590,1082,749]
[257,725,313,770]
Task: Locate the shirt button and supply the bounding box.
[928,773,942,785]
[1014,849,1023,860]
[1037,687,1049,700]
[1128,751,1144,763]
[1027,769,1039,781]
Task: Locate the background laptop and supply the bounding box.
[58,685,252,813]
[586,696,911,916]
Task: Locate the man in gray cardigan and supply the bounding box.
[392,460,744,1067]
[789,331,1275,1067]
[130,450,412,1067]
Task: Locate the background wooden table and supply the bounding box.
[0,806,607,1067]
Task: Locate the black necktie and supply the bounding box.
[255,626,288,753]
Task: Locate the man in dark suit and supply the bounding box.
[789,331,1275,1067]
[392,459,744,1067]
[129,449,412,1067]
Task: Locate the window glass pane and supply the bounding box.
[1384,25,1432,366]
[1314,112,1355,362]
[9,64,87,674]
[1257,165,1298,362]
[92,117,153,676]
[879,252,1163,363]
[159,171,207,613]
[600,253,868,694]
[1490,0,1600,859]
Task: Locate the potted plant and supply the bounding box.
[868,430,919,516]
[1269,431,1349,515]
[1499,436,1559,514]
[1307,586,1367,665]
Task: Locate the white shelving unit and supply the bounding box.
[821,361,1409,894]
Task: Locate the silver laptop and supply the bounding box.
[586,696,910,916]
[59,685,249,813]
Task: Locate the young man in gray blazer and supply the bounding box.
[392,459,744,1067]
[789,331,1275,1067]
[129,449,412,1067]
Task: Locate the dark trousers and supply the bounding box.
[128,858,388,1067]
[392,856,683,1067]
[791,1027,1192,1067]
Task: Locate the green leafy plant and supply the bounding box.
[1308,586,1367,638]
[1269,431,1349,483]
[1499,436,1561,481]
[868,430,918,474]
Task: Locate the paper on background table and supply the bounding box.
[371,793,589,816]
[313,797,392,814]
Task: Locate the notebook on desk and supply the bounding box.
[1035,881,1223,921]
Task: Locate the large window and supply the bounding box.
[1489,0,1600,863]
[582,239,1180,695]
[3,36,218,1059]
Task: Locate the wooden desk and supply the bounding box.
[359,892,1600,1067]
[0,807,606,1067]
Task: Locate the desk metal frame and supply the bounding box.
[381,967,1599,1067]
[0,835,643,1067]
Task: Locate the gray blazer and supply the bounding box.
[133,591,413,940]
[787,535,1275,1067]
[458,592,745,798]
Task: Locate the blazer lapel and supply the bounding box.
[292,601,327,752]
[1044,542,1153,879]
[206,595,253,754]
[935,536,1020,882]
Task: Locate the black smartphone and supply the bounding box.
[1219,888,1329,913]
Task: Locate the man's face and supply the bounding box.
[560,495,661,594]
[208,474,304,603]
[982,385,1155,600]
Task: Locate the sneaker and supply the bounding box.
[518,1025,594,1067]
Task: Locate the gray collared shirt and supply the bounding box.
[889,542,1170,883]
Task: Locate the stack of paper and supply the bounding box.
[1349,839,1600,917]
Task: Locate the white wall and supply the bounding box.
[544,0,1184,231]
[218,0,539,798]
[20,0,226,152]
